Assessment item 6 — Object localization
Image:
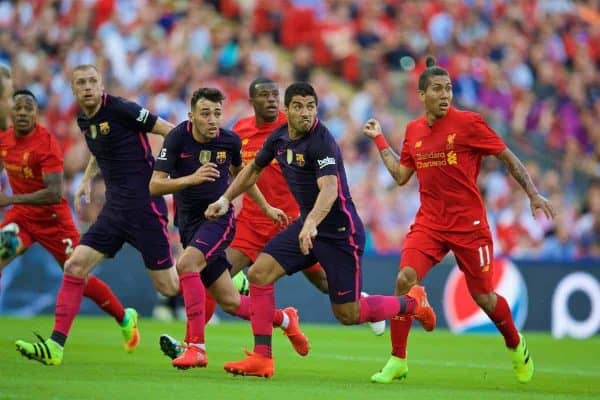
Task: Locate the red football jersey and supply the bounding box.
[400,107,506,232]
[0,124,72,220]
[233,112,300,224]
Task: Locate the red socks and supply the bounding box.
[83,275,125,323]
[180,272,206,344]
[52,274,85,343]
[487,294,520,348]
[204,291,218,323]
[250,283,274,358]
[390,315,413,358]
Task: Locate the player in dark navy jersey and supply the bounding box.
[150,87,308,369]
[206,82,435,378]
[15,64,180,366]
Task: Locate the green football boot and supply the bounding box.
[371,355,408,383]
[121,308,140,353]
[16,333,63,366]
[511,334,534,383]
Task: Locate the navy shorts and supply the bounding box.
[262,219,365,304]
[80,197,173,270]
[180,210,235,288]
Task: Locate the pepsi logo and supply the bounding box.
[443,258,528,333]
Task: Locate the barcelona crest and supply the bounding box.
[295,153,305,167]
[216,151,227,164]
[99,121,110,135]
[199,150,212,164]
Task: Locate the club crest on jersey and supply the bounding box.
[99,122,110,135]
[295,153,305,167]
[446,133,456,149]
[216,151,227,164]
[90,125,97,139]
[286,149,293,164]
[199,150,212,164]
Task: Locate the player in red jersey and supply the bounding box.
[0,90,139,362]
[363,57,556,384]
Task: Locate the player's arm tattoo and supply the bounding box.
[495,148,539,197]
[379,147,414,186]
[11,172,63,205]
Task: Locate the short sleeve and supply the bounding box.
[310,132,338,178]
[254,133,276,168]
[468,113,506,155]
[154,130,179,173]
[40,136,64,174]
[231,135,242,167]
[112,96,159,133]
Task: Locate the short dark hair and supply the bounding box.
[418,56,450,91]
[284,82,318,107]
[190,87,226,110]
[13,89,37,103]
[249,77,277,98]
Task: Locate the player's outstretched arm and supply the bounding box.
[363,119,414,186]
[0,172,63,207]
[205,161,263,219]
[299,175,338,255]
[495,148,557,220]
[151,117,175,137]
[149,163,220,196]
[230,163,289,226]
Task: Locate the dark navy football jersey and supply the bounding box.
[76,93,158,210]
[154,121,242,229]
[255,120,364,239]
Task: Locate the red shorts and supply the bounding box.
[230,217,324,274]
[400,224,494,295]
[2,208,80,266]
[230,217,282,262]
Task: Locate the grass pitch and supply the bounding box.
[0,316,598,400]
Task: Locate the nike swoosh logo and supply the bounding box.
[195,239,209,246]
[276,150,284,155]
[157,257,170,265]
[180,153,194,158]
[336,290,352,296]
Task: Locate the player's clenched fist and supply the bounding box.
[362,118,382,138]
[188,162,220,185]
[205,195,230,220]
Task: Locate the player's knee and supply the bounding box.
[63,257,87,278]
[247,264,272,285]
[176,253,205,274]
[396,269,417,294]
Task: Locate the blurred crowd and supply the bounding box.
[0,0,599,260]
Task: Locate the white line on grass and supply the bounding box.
[313,353,600,377]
